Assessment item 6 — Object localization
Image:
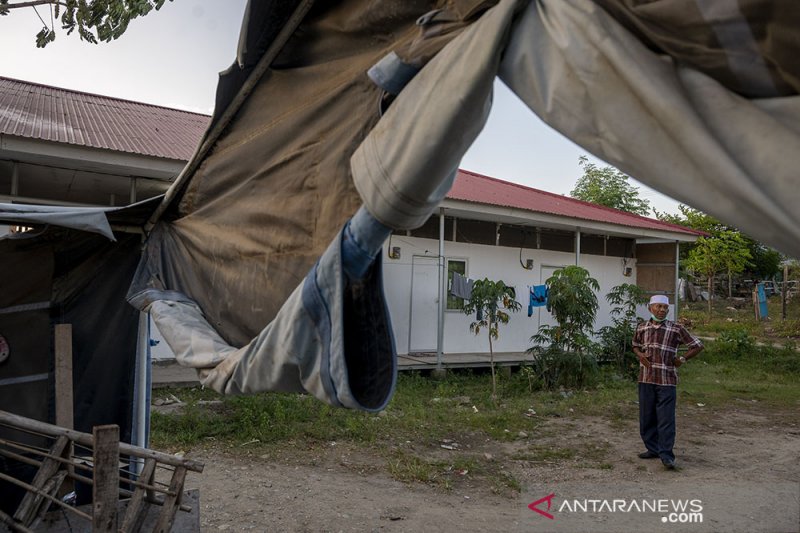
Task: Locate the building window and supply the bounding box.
[447,259,468,311]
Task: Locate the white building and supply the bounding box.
[381,169,701,367]
[1,78,702,368]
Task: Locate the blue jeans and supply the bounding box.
[638,383,677,462]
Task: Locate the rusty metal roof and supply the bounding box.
[448,169,703,236]
[0,76,209,161]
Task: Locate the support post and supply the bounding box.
[11,162,19,196]
[783,263,789,321]
[93,425,120,533]
[129,177,137,204]
[575,229,581,266]
[675,241,681,321]
[437,210,445,369]
[54,325,74,430]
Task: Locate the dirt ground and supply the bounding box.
[174,403,800,533]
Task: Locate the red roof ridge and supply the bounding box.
[453,168,705,236]
[0,75,211,118]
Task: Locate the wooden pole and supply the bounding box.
[93,425,120,532]
[54,324,74,430]
[783,264,788,321]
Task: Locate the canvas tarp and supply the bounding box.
[130,0,800,410]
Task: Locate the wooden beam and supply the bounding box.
[0,410,204,473]
[0,471,91,521]
[54,324,74,430]
[0,508,33,533]
[13,435,70,525]
[92,425,120,532]
[153,467,187,533]
[119,458,157,533]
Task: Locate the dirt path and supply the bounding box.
[179,405,799,532]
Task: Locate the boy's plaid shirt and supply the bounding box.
[632,319,703,386]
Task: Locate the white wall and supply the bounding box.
[383,235,637,355]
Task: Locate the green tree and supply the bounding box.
[0,0,172,47]
[656,205,781,294]
[527,266,600,389]
[685,231,752,316]
[462,278,521,400]
[654,204,727,235]
[742,237,782,280]
[570,156,651,215]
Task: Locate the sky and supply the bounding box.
[0,0,683,215]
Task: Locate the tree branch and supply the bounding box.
[3,0,67,9]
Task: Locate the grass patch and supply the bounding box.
[152,340,799,451]
[150,343,800,492]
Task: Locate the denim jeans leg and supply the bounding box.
[655,385,677,461]
[638,383,659,454]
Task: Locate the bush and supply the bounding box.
[527,346,598,390]
[716,328,756,358]
[596,325,640,379]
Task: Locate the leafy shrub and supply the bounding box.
[596,283,648,379]
[527,345,598,390]
[527,266,600,390]
[716,328,756,358]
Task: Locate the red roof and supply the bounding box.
[448,169,703,236]
[0,76,209,161]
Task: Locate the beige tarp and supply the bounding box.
[130,0,800,410]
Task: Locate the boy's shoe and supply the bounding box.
[662,458,677,470]
[638,451,659,459]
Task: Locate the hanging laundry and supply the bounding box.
[528,284,548,316]
[450,271,474,300]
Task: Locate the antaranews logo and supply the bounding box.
[528,493,556,520]
[528,493,704,524]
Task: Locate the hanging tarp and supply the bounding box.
[130,0,800,411]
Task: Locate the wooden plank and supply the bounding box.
[54,324,74,430]
[0,410,204,473]
[28,470,68,531]
[0,508,34,533]
[119,458,157,533]
[37,489,201,533]
[13,435,69,525]
[0,471,91,521]
[92,425,120,532]
[153,466,187,533]
[0,444,191,513]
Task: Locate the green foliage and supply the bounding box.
[2,0,172,47]
[656,204,783,281]
[685,230,752,315]
[463,279,521,340]
[744,239,783,279]
[528,266,600,390]
[597,284,648,379]
[655,204,727,234]
[463,278,521,398]
[526,346,599,390]
[570,156,651,215]
[530,266,600,353]
[716,328,756,358]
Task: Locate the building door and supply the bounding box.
[408,255,439,353]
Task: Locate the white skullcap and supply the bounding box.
[649,295,669,305]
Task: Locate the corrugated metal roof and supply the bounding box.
[447,169,703,236]
[0,77,700,235]
[0,76,209,161]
